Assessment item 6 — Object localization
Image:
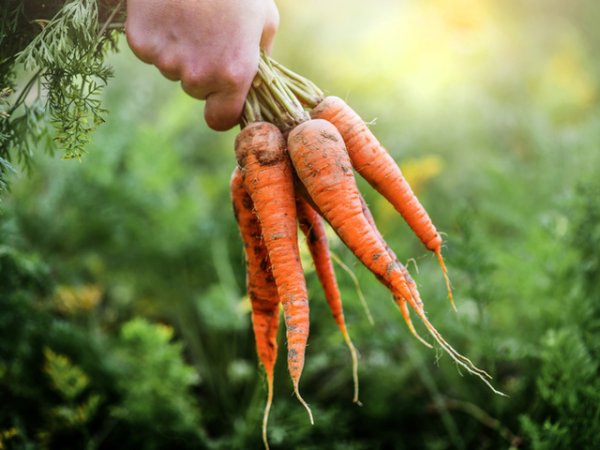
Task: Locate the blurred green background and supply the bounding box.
[2,0,600,448]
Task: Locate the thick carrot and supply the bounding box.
[230,167,280,449]
[288,119,501,393]
[288,119,416,316]
[296,193,360,404]
[235,122,314,423]
[311,96,454,310]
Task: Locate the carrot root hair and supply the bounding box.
[330,251,375,326]
[398,298,432,349]
[338,326,361,405]
[262,375,274,450]
[435,248,456,311]
[411,306,507,396]
[293,383,314,425]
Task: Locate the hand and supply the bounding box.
[125,0,279,131]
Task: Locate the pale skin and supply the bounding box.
[125,0,279,131]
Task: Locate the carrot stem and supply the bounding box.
[251,54,308,130]
[241,88,261,126]
[272,59,323,108]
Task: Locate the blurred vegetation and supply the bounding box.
[2,0,600,448]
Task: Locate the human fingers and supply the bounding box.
[202,54,259,130]
[203,90,248,131]
[125,1,161,65]
[194,53,260,130]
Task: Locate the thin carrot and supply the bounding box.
[235,122,314,424]
[311,96,455,310]
[231,167,280,449]
[288,119,500,393]
[296,193,361,405]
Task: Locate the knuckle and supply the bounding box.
[125,31,153,62]
[180,66,213,99]
[180,66,209,89]
[219,63,251,90]
[156,55,180,77]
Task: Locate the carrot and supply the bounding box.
[230,167,280,449]
[296,193,361,405]
[288,119,416,318]
[311,96,455,310]
[288,119,501,393]
[235,122,314,424]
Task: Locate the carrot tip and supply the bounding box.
[435,248,456,312]
[398,298,433,349]
[293,384,314,425]
[262,376,274,450]
[341,330,361,405]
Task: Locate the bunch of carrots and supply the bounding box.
[230,54,503,449]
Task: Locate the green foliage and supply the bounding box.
[17,0,116,160]
[519,329,600,450]
[1,0,120,190]
[0,245,207,448]
[110,319,202,440]
[44,347,93,402]
[517,181,600,450]
[0,247,52,412]
[41,347,101,447]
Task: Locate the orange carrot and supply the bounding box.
[231,167,280,449]
[296,193,361,404]
[311,96,454,310]
[288,119,501,393]
[288,119,417,316]
[235,122,314,423]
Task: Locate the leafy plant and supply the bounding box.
[0,0,123,190]
[518,181,600,450]
[0,241,208,449]
[110,319,203,440]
